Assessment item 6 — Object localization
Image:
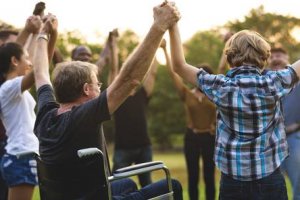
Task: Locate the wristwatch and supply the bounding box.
[37,33,49,41]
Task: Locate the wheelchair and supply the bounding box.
[17,148,174,200]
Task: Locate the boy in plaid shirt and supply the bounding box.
[169,23,300,199]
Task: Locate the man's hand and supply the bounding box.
[24,15,42,34]
[153,2,181,32]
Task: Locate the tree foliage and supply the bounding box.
[226,6,300,62]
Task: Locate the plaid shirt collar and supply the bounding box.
[226,66,262,78]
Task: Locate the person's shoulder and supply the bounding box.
[1,76,22,90]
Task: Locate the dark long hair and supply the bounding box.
[0,42,23,85]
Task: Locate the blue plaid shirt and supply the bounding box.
[197,65,298,181]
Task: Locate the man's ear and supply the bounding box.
[82,83,90,96]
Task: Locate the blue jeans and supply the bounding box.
[111,178,183,200]
[219,169,288,200]
[281,131,300,200]
[113,146,152,187]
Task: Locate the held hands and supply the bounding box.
[41,13,58,35]
[24,15,42,34]
[153,1,181,32]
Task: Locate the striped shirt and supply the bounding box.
[197,65,298,181]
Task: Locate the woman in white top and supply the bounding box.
[0,41,39,200]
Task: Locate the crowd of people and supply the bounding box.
[0,1,299,200]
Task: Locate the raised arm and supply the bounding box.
[96,29,119,77]
[143,58,158,97]
[161,39,187,99]
[107,29,119,85]
[107,2,180,114]
[218,32,233,74]
[33,14,58,90]
[20,16,42,92]
[169,24,199,86]
[47,23,58,62]
[16,15,41,47]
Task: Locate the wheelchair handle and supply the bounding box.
[77,148,102,158]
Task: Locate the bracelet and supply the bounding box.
[37,33,49,42]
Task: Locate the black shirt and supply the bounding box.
[34,85,111,174]
[114,87,151,149]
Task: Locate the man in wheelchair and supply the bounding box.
[32,2,183,200]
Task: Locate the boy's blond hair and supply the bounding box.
[224,30,271,69]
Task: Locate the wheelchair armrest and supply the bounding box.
[111,161,165,180]
[77,148,102,158]
[15,151,38,159]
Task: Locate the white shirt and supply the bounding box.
[0,76,38,155]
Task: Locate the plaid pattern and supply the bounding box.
[197,66,298,181]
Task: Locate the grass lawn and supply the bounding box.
[32,151,293,200]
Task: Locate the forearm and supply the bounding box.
[107,38,119,85]
[143,59,158,96]
[169,24,186,74]
[218,52,228,75]
[107,24,165,113]
[118,24,164,87]
[163,47,186,96]
[16,29,31,47]
[27,34,38,62]
[48,31,58,62]
[169,24,199,86]
[33,38,51,90]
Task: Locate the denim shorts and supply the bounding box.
[0,153,38,187]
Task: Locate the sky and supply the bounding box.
[1,0,300,44]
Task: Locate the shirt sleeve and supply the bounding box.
[266,66,299,97]
[36,84,58,112]
[71,89,111,125]
[0,76,23,100]
[197,69,226,102]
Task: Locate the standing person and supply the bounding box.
[33,3,183,199]
[0,29,18,200]
[169,21,300,199]
[268,47,300,200]
[71,29,116,76]
[0,15,43,200]
[161,39,216,200]
[108,30,158,187]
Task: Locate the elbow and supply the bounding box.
[172,61,185,74]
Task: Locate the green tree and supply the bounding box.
[184,30,224,72]
[148,65,186,150]
[226,6,300,62]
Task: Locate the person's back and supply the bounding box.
[201,65,296,179]
[114,87,150,149]
[169,27,300,199]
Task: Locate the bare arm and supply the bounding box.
[20,16,42,92]
[218,32,233,74]
[96,29,119,76]
[107,29,119,85]
[169,24,199,86]
[218,52,228,75]
[161,40,187,99]
[48,29,58,62]
[143,58,158,97]
[33,15,57,90]
[107,2,180,114]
